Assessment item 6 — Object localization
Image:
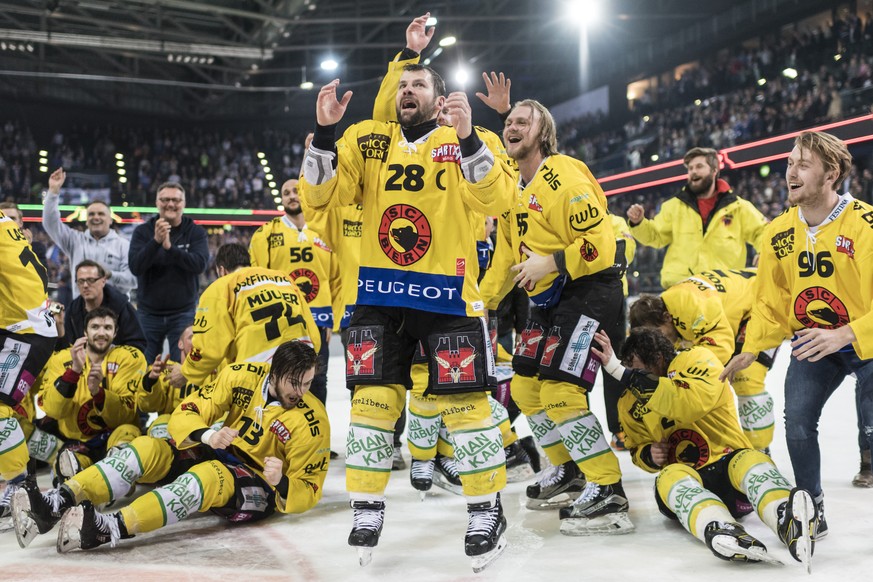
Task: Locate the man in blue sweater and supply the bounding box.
[128,182,208,363]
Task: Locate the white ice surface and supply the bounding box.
[1,337,870,581]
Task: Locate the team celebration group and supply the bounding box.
[2,12,872,575]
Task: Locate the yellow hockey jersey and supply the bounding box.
[249,217,342,330]
[301,200,363,328]
[181,266,320,387]
[661,269,757,364]
[302,120,516,317]
[745,194,873,359]
[137,359,205,416]
[168,362,330,514]
[619,346,752,473]
[481,154,618,309]
[39,345,144,442]
[0,210,56,337]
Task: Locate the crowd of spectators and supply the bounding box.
[3,8,873,300]
[561,10,873,176]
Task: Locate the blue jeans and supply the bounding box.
[784,349,873,498]
[139,309,196,364]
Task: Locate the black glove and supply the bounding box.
[620,368,659,404]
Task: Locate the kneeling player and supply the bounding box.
[594,328,816,571]
[12,341,329,552]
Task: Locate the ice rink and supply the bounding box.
[1,336,870,582]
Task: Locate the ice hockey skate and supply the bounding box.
[465,495,508,573]
[558,481,634,535]
[348,499,385,567]
[56,449,82,483]
[777,488,816,573]
[433,454,463,495]
[11,479,73,548]
[525,460,586,510]
[56,501,128,553]
[410,458,435,500]
[0,476,23,532]
[504,439,535,483]
[704,521,782,565]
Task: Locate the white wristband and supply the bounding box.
[200,428,217,446]
[601,351,626,380]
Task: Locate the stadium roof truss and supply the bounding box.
[0,0,836,122]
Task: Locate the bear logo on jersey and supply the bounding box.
[667,428,710,468]
[378,204,432,266]
[580,239,598,262]
[290,268,320,303]
[793,286,849,329]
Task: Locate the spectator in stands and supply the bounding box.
[129,182,208,363]
[41,168,137,298]
[626,147,768,289]
[64,259,146,354]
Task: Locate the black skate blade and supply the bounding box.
[470,533,507,573]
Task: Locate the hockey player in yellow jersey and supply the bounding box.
[138,325,217,441]
[594,327,816,570]
[250,178,341,404]
[478,99,630,536]
[12,341,329,551]
[723,131,873,540]
[370,15,530,490]
[0,208,57,521]
[36,307,143,481]
[628,269,776,450]
[302,52,515,569]
[176,243,320,389]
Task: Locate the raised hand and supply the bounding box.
[316,79,353,126]
[406,12,435,53]
[48,168,66,195]
[445,91,473,139]
[627,204,645,226]
[475,71,512,115]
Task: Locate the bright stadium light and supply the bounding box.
[757,78,767,86]
[321,59,338,71]
[426,16,438,27]
[782,67,798,79]
[565,0,603,26]
[438,36,456,47]
[300,81,314,90]
[454,67,469,86]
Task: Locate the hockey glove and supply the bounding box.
[621,368,660,404]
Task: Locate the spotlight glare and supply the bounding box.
[782,67,798,79]
[300,81,314,90]
[320,59,338,71]
[438,36,456,47]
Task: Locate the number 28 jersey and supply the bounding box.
[302,121,516,318]
[181,266,320,387]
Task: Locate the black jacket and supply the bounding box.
[128,215,209,315]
